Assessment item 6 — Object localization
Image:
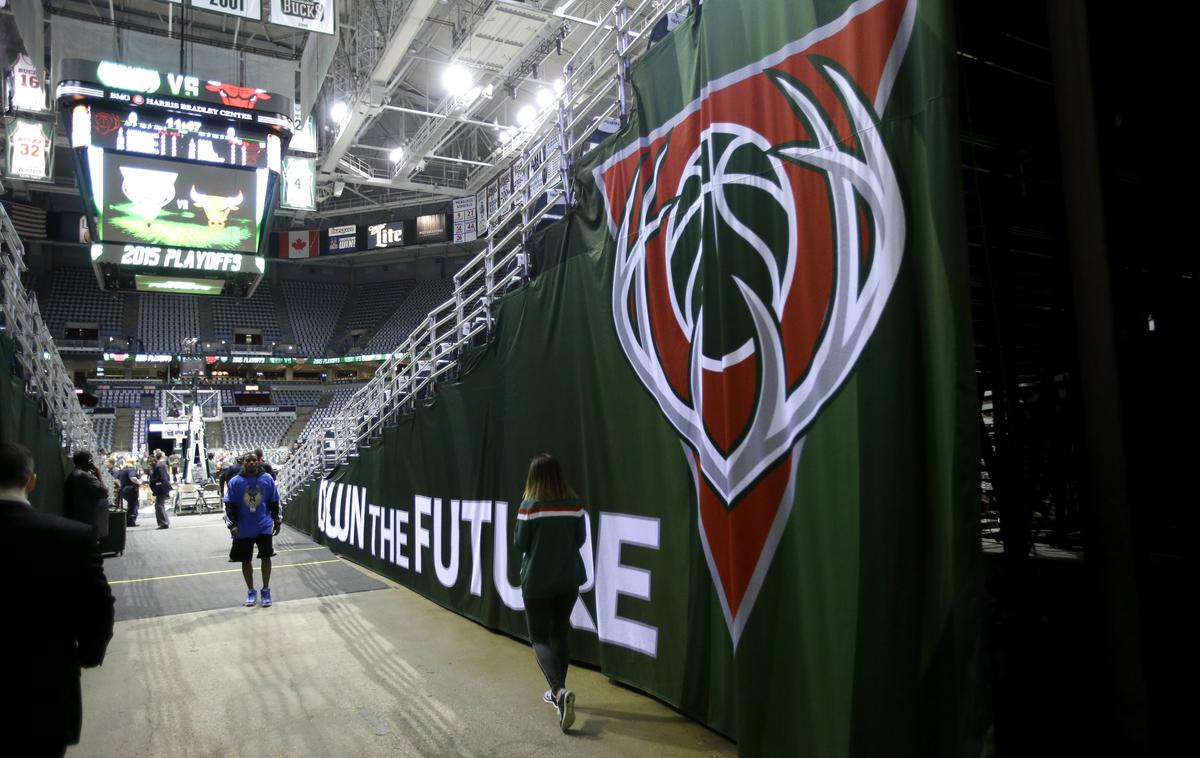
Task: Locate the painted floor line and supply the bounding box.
[110,559,340,585]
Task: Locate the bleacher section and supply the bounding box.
[38,268,124,341]
[270,387,321,406]
[212,285,282,344]
[282,280,348,356]
[90,414,115,451]
[99,388,149,408]
[295,386,360,443]
[222,412,295,451]
[342,280,415,341]
[365,279,456,353]
[138,293,200,354]
[132,409,154,454]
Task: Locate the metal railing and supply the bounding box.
[275,0,692,500]
[1,181,105,479]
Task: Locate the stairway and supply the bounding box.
[121,294,139,338]
[197,297,215,342]
[114,408,134,451]
[269,280,297,345]
[282,407,314,447]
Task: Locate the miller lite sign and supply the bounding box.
[367,221,404,249]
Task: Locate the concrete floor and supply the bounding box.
[72,510,736,757]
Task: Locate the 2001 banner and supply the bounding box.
[287,0,990,753]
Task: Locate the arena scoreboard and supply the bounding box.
[56,59,293,297]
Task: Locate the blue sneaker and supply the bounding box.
[244,589,257,607]
[261,588,272,608]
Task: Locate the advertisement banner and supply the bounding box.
[289,1,987,754]
[327,224,357,253]
[414,213,446,242]
[452,196,476,243]
[190,0,262,20]
[269,0,336,36]
[5,119,53,182]
[367,220,404,249]
[280,155,317,210]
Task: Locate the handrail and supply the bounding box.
[1,183,108,489]
[276,0,692,501]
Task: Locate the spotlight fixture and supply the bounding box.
[330,100,349,123]
[442,64,473,97]
[516,105,536,127]
[553,78,565,95]
[535,89,554,110]
[389,146,405,163]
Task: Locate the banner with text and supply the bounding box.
[290,1,988,754]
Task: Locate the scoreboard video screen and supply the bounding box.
[56,58,292,297]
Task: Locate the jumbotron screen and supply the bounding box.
[56,58,292,296]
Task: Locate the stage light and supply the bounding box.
[516,105,536,127]
[442,64,473,97]
[536,89,554,110]
[389,146,405,163]
[553,78,565,95]
[498,130,512,145]
[330,101,349,123]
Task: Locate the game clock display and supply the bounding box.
[89,151,265,254]
[79,104,269,169]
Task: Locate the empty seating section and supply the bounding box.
[365,279,456,353]
[212,285,282,344]
[344,280,415,336]
[222,413,295,452]
[99,388,148,408]
[296,386,360,443]
[270,388,321,406]
[90,415,115,451]
[131,409,154,454]
[39,268,124,340]
[138,293,200,354]
[283,280,348,356]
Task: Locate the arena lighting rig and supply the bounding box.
[56,59,293,297]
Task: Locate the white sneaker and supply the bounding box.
[556,689,575,732]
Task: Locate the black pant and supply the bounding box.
[122,490,139,525]
[524,592,576,694]
[153,492,170,527]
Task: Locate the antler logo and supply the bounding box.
[596,0,915,646]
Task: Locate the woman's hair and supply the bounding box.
[523,453,578,501]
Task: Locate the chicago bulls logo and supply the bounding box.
[595,0,916,646]
[205,81,271,110]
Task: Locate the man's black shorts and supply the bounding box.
[229,535,276,563]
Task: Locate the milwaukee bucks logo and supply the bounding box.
[597,0,916,646]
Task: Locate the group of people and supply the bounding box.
[2,440,589,751]
[105,450,174,529]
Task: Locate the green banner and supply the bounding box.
[1,336,70,516]
[286,0,989,753]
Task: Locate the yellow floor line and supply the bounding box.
[110,559,340,585]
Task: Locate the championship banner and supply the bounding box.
[269,0,336,36]
[452,196,476,243]
[280,156,317,210]
[497,167,512,215]
[290,1,987,754]
[277,229,319,258]
[4,119,53,181]
[475,189,489,237]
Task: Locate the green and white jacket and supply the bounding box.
[514,498,587,600]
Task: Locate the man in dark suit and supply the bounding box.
[63,450,110,540]
[149,449,172,529]
[0,441,115,756]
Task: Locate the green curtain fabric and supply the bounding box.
[0,335,69,516]
[288,0,989,753]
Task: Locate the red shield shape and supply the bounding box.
[597,0,915,645]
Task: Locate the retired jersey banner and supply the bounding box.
[287,1,988,754]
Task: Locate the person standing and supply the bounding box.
[62,451,110,540]
[514,453,586,732]
[149,449,172,529]
[117,458,144,527]
[0,441,115,757]
[225,454,281,608]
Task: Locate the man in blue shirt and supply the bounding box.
[224,453,281,607]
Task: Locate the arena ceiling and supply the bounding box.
[4,0,637,220]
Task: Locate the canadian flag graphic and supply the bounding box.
[278,230,320,259]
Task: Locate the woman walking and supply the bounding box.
[515,453,587,732]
